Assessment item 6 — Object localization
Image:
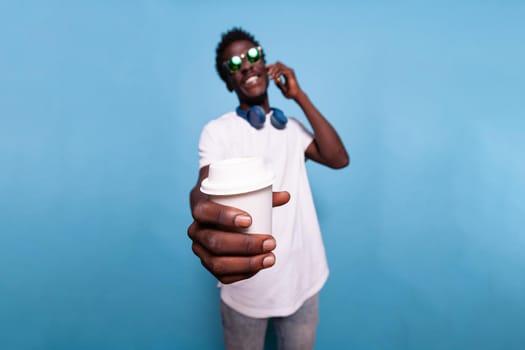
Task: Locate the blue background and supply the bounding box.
[1,1,524,349]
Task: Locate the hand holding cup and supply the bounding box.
[188,158,290,284]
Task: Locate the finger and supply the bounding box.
[273,62,286,72]
[272,191,290,207]
[266,64,275,75]
[270,69,288,89]
[268,67,281,81]
[278,70,293,84]
[273,76,286,94]
[275,73,284,84]
[192,242,276,276]
[273,62,294,79]
[192,200,252,229]
[274,61,290,70]
[188,223,276,255]
[268,64,282,76]
[218,273,257,284]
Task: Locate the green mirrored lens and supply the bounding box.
[247,47,260,62]
[228,56,242,73]
[231,56,242,65]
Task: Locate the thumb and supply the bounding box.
[272,191,290,207]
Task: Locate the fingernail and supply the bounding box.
[262,239,276,252]
[234,214,251,227]
[262,255,275,268]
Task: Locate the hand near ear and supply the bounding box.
[267,61,302,99]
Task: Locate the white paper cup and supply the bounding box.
[200,157,274,234]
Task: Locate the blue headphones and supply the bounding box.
[236,106,288,129]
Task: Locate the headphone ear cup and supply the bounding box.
[270,108,288,129]
[247,106,266,129]
[236,106,286,129]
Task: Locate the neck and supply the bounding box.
[239,96,270,113]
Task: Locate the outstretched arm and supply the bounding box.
[267,62,349,169]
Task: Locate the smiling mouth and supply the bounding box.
[244,75,259,87]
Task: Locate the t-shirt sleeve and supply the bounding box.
[289,117,314,152]
[198,123,222,169]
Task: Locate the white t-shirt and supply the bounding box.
[198,110,329,318]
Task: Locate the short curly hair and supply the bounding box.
[215,27,265,83]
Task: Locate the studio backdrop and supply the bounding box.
[1,1,524,349]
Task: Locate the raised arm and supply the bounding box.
[267,62,349,169]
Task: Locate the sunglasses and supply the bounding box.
[223,46,263,74]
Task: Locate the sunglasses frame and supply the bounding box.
[223,46,263,74]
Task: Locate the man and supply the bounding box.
[188,28,349,350]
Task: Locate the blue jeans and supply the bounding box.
[220,293,319,350]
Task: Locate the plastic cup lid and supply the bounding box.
[200,157,274,195]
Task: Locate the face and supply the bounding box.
[222,40,269,106]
